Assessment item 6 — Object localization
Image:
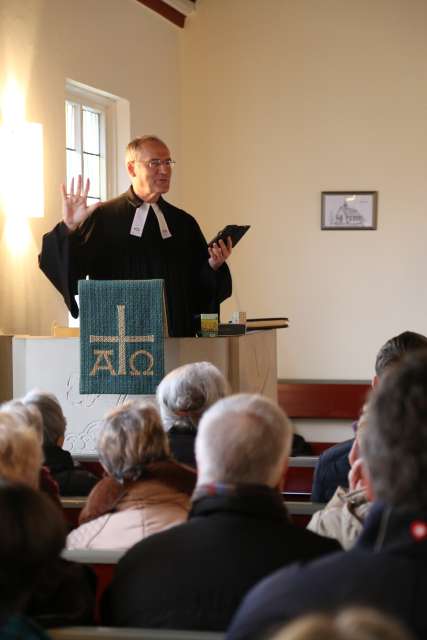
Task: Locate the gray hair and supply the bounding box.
[125,135,168,163]
[98,401,170,483]
[22,390,66,446]
[157,362,230,432]
[362,350,427,510]
[195,394,292,487]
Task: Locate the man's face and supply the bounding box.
[127,140,172,202]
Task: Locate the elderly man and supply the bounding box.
[39,135,232,336]
[228,350,427,640]
[102,394,339,631]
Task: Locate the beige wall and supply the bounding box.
[0,0,181,335]
[2,0,427,382]
[180,0,427,379]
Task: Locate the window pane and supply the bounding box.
[66,149,82,187]
[84,153,101,198]
[82,108,100,155]
[66,102,76,150]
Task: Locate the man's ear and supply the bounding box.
[127,161,136,178]
[372,375,379,388]
[361,461,375,501]
[274,457,288,492]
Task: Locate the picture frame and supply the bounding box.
[321,191,378,230]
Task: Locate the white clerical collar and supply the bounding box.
[130,201,172,239]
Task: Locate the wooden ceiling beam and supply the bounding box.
[135,0,186,28]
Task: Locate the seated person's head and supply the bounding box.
[22,390,66,448]
[0,411,42,489]
[98,401,170,483]
[156,361,229,433]
[374,331,427,381]
[362,350,427,511]
[0,481,66,618]
[195,393,292,488]
[270,607,413,640]
[1,400,43,444]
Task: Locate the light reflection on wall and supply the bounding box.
[0,77,44,254]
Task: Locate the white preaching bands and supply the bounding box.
[130,202,172,240]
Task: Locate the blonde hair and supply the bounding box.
[98,401,170,482]
[1,399,44,443]
[271,607,414,640]
[0,411,42,489]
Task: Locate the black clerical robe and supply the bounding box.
[39,187,232,337]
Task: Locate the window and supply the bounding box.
[65,78,128,203]
[65,97,106,204]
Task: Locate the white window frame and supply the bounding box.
[65,80,118,200]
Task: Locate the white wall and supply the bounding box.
[180,0,427,379]
[0,0,181,336]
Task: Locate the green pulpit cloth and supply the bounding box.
[79,279,166,394]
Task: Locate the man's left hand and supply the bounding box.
[208,237,232,271]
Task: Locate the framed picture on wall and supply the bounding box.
[321,191,378,230]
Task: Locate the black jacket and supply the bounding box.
[228,502,427,640]
[39,189,232,337]
[167,427,197,467]
[102,485,340,631]
[43,445,99,496]
[311,438,353,502]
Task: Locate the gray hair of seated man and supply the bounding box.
[98,400,171,483]
[22,389,66,447]
[1,399,44,444]
[362,350,427,511]
[270,607,414,640]
[156,362,230,432]
[195,393,292,487]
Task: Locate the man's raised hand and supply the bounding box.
[61,175,100,232]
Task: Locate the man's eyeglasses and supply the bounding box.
[134,159,176,169]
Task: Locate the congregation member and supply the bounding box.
[311,330,427,502]
[0,409,95,628]
[39,135,232,337]
[228,350,427,640]
[307,405,371,549]
[156,361,230,466]
[67,401,196,550]
[0,410,42,489]
[0,482,66,639]
[102,394,340,631]
[1,399,61,506]
[269,608,414,640]
[23,389,99,496]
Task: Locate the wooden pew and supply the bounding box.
[62,496,87,528]
[279,381,370,498]
[50,627,224,640]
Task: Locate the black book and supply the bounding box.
[209,224,250,248]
